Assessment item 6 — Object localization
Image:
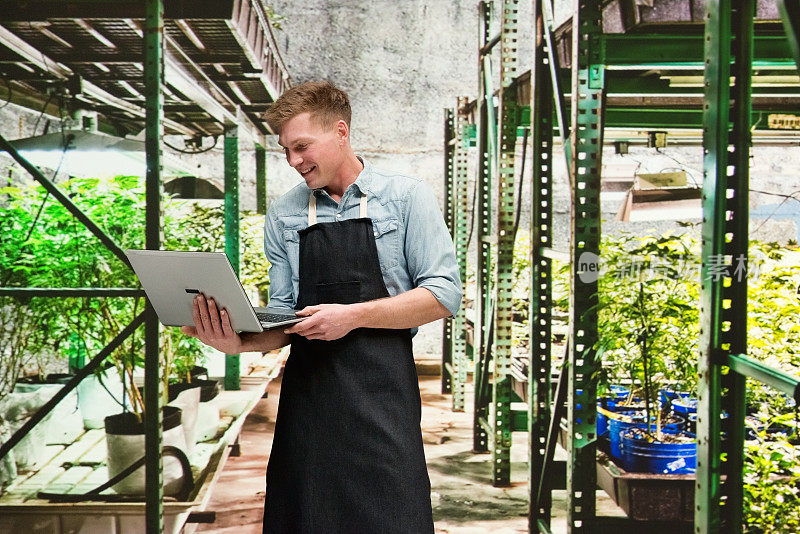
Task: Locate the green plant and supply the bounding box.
[743,437,800,533]
[0,177,273,417]
[594,232,700,409]
[166,202,271,305]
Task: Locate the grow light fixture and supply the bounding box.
[616,171,702,222]
[9,130,193,178]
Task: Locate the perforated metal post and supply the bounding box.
[474,0,494,454]
[224,125,241,391]
[528,0,555,530]
[144,0,164,531]
[489,0,520,488]
[567,1,604,531]
[443,107,456,396]
[697,2,754,532]
[452,97,470,413]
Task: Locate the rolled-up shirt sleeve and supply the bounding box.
[403,181,463,317]
[263,208,295,312]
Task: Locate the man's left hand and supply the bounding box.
[284,304,360,340]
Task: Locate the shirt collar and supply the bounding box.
[313,156,372,197]
[351,157,373,196]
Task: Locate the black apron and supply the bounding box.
[263,192,434,534]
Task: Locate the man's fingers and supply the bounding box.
[197,295,213,333]
[296,306,319,316]
[286,315,319,335]
[192,298,206,337]
[220,309,235,337]
[207,298,224,337]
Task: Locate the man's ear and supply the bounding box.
[336,120,349,144]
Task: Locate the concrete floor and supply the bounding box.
[195,367,624,534]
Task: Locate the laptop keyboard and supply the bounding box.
[256,311,298,323]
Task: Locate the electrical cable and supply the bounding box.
[164,135,219,154]
[32,92,54,136]
[751,190,800,235]
[1,126,70,286]
[513,127,529,235]
[465,158,479,251]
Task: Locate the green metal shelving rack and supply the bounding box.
[0,1,290,531]
[443,1,800,532]
[143,0,165,529]
[442,96,471,413]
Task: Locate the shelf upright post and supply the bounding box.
[697,1,754,532]
[566,0,605,531]
[528,0,555,530]
[443,106,456,396]
[491,0,521,488]
[225,124,241,391]
[452,98,471,412]
[143,0,165,531]
[474,0,494,454]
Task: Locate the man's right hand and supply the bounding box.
[180,294,244,355]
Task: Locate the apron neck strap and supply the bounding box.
[308,191,368,226]
[309,192,317,225]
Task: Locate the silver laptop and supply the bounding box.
[126,249,304,332]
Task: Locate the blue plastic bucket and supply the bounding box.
[620,429,697,474]
[659,388,692,407]
[609,385,630,400]
[671,397,698,415]
[597,401,643,439]
[608,413,684,459]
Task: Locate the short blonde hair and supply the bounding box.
[264,80,351,133]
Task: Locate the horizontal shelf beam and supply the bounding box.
[601,34,794,66]
[728,353,800,404]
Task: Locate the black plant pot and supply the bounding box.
[104,405,182,435]
[169,378,220,403]
[189,366,209,381]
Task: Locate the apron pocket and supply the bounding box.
[316,280,362,305]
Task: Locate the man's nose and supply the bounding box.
[289,153,303,168]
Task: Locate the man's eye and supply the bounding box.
[296,144,307,150]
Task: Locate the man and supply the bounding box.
[181,80,461,533]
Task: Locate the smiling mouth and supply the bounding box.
[299,166,316,177]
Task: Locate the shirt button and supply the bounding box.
[373,231,378,237]
[336,213,342,218]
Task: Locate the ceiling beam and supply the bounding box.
[0,22,195,135]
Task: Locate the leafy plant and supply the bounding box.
[1,177,271,418]
[743,437,800,533]
[595,232,700,416]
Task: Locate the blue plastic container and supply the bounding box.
[671,397,698,415]
[597,400,643,439]
[620,429,697,474]
[609,385,630,400]
[608,413,684,459]
[659,388,692,407]
[597,385,642,439]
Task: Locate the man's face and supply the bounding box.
[278,112,344,190]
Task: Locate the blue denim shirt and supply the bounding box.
[263,159,462,333]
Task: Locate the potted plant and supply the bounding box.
[595,232,700,470]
